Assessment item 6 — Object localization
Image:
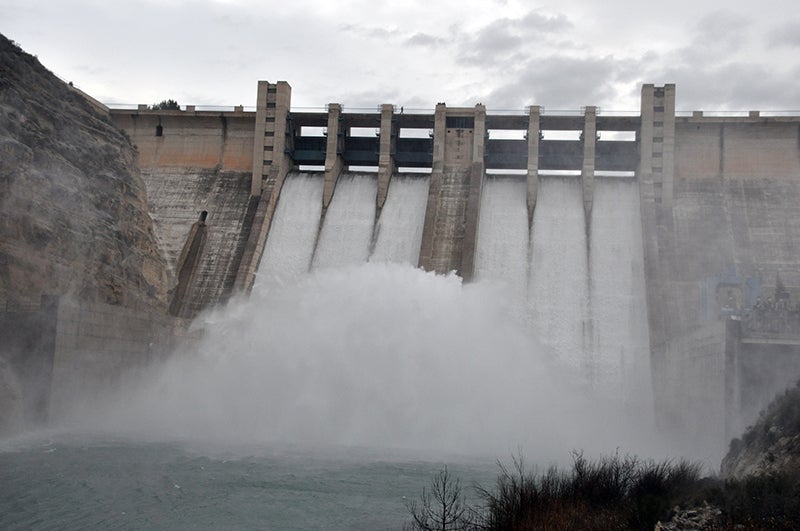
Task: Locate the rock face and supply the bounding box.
[0,34,167,310]
[721,379,800,479]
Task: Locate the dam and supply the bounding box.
[4,74,800,458]
[101,81,800,455]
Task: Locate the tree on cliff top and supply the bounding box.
[149,99,180,110]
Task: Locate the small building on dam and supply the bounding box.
[4,72,800,458]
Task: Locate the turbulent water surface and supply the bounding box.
[0,436,495,530]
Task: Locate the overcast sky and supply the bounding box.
[4,0,800,112]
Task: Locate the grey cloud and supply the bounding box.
[483,55,623,109]
[455,10,574,66]
[405,33,446,47]
[768,20,800,48]
[683,10,750,60]
[519,11,572,33]
[470,20,524,55]
[648,62,800,110]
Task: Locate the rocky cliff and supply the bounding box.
[721,378,800,479]
[0,34,167,310]
[0,34,170,433]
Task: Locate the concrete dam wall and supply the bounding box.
[109,82,800,454]
[111,110,258,317]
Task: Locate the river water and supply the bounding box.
[0,434,496,530]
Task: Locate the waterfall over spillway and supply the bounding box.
[472,175,653,405]
[258,173,323,283]
[256,170,652,418]
[312,174,377,270]
[83,169,662,459]
[370,176,430,266]
[474,176,529,307]
[261,172,432,277]
[527,177,591,372]
[589,179,652,404]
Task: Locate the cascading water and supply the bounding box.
[312,173,376,270]
[475,175,654,408]
[258,172,323,283]
[369,175,430,265]
[474,176,529,309]
[527,177,591,373]
[589,178,653,410]
[69,170,662,460]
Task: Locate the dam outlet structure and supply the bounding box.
[15,80,800,459]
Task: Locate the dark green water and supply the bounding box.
[0,435,497,530]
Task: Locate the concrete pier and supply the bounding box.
[323,103,345,210]
[526,105,541,226]
[418,104,487,278]
[252,81,292,196]
[235,81,293,294]
[582,106,597,217]
[377,104,397,210]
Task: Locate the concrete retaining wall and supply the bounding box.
[643,95,800,453]
[675,120,800,180]
[141,168,255,317]
[657,320,729,457]
[48,298,178,418]
[112,111,255,172]
[0,297,58,426]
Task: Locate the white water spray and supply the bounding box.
[66,171,667,461]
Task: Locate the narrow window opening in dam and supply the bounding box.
[155,124,163,137]
[487,129,526,140]
[595,170,636,178]
[399,128,433,138]
[301,126,326,137]
[396,167,432,174]
[445,116,474,129]
[539,170,582,177]
[349,127,377,137]
[486,168,527,175]
[598,131,636,141]
[541,130,581,141]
